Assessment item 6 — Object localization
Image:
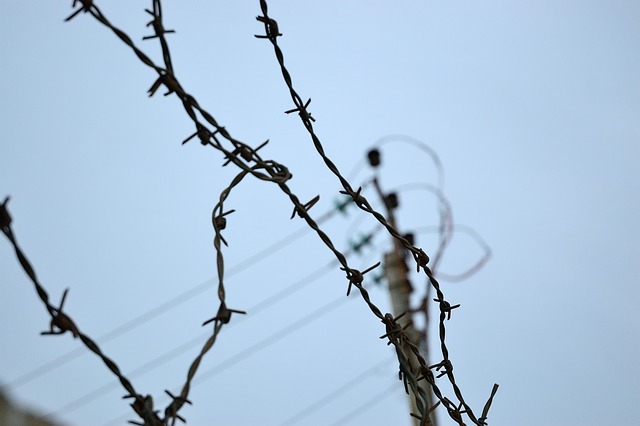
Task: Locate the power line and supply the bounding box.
[413,224,491,282]
[42,226,382,424]
[280,356,394,425]
[372,134,445,191]
[0,276,213,390]
[329,382,402,426]
[3,202,351,391]
[5,136,468,424]
[41,254,339,420]
[194,296,349,386]
[100,292,354,426]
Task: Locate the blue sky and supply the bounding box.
[1,1,639,425]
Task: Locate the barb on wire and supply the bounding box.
[65,0,93,22]
[255,13,282,40]
[291,195,320,219]
[284,98,316,123]
[40,288,79,338]
[202,303,247,327]
[341,262,381,296]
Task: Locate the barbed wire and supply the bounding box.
[255,1,498,423]
[2,197,351,391]
[38,226,378,422]
[1,196,162,425]
[101,291,354,426]
[1,1,498,425]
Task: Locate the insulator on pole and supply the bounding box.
[403,232,415,246]
[367,148,381,167]
[384,192,399,210]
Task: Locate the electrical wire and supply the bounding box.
[329,382,402,426]
[42,254,339,420]
[372,134,445,191]
[3,203,349,391]
[100,292,355,426]
[388,182,454,275]
[7,135,466,424]
[41,225,383,424]
[413,224,491,282]
[279,356,394,425]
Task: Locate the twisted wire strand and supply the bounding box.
[256,1,498,423]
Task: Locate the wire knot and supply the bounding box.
[163,390,191,424]
[284,98,315,123]
[430,359,453,379]
[222,140,269,166]
[212,209,235,247]
[202,302,246,326]
[265,161,292,183]
[255,15,282,40]
[64,0,93,22]
[124,393,162,426]
[143,8,175,41]
[341,262,380,296]
[413,248,430,272]
[41,289,79,338]
[148,71,182,97]
[339,186,368,210]
[290,195,320,219]
[379,312,410,345]
[433,297,460,320]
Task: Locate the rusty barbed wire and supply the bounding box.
[0,197,163,426]
[255,0,498,424]
[26,223,385,424]
[1,1,499,424]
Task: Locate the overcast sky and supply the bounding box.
[1,1,639,426]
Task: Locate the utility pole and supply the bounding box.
[367,149,437,426]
